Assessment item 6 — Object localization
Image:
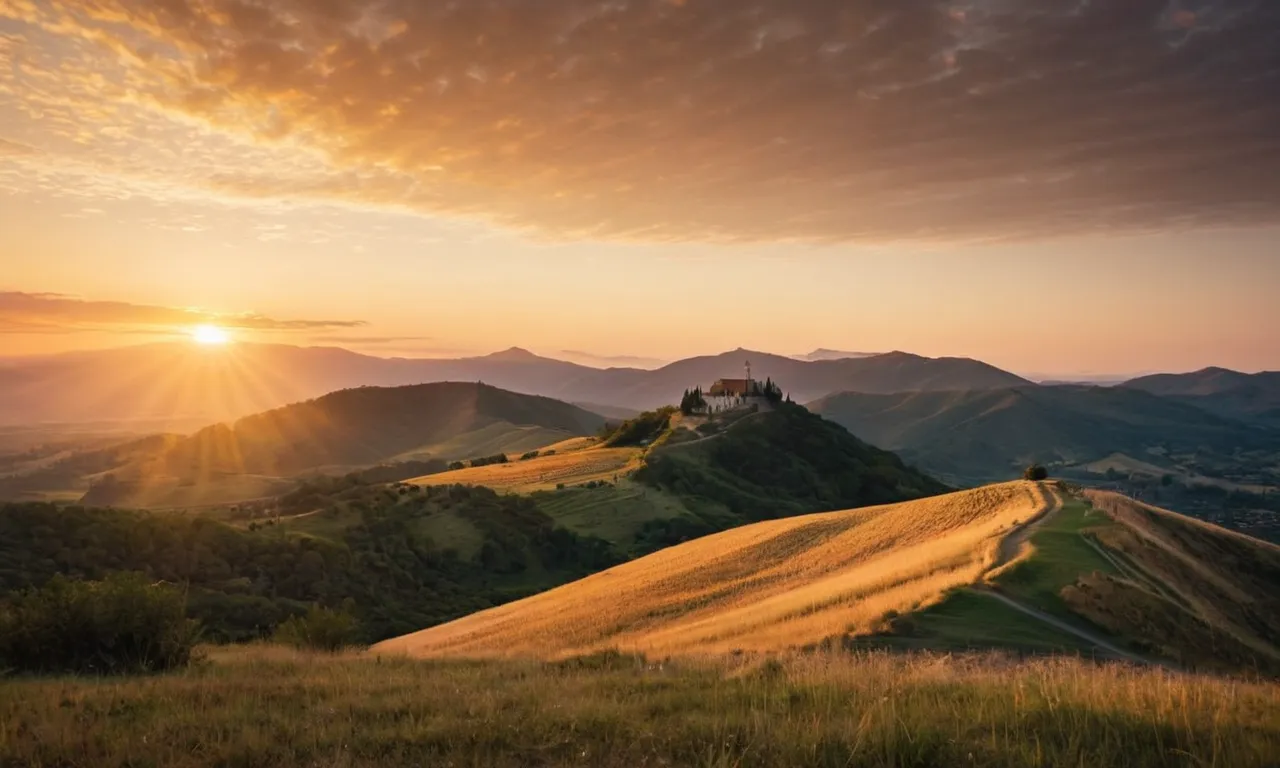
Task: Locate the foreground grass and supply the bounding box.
[1,645,1277,767]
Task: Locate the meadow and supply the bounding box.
[1,644,1276,767]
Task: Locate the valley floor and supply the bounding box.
[1,645,1276,768]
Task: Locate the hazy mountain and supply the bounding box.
[1123,368,1280,425]
[1,383,604,507]
[159,382,605,477]
[790,348,879,362]
[0,343,1030,425]
[809,385,1278,484]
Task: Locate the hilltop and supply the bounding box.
[810,385,1279,485]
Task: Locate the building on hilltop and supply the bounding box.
[704,360,776,413]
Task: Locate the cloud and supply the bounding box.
[0,138,38,157]
[0,292,364,333]
[1,1,1278,242]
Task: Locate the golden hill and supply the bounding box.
[376,481,1051,658]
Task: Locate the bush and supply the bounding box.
[520,450,540,461]
[0,573,200,675]
[1024,464,1049,481]
[272,605,362,652]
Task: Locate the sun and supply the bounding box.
[191,324,230,345]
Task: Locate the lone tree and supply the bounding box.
[1023,464,1049,481]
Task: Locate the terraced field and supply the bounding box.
[377,481,1050,658]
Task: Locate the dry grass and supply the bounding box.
[377,482,1051,658]
[1,644,1276,767]
[409,445,641,493]
[1071,491,1280,673]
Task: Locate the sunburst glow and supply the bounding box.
[192,325,230,345]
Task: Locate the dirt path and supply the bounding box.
[971,486,1166,668]
[971,586,1158,666]
[987,483,1063,576]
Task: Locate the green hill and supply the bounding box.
[628,403,950,550]
[809,385,1279,485]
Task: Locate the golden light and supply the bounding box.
[191,324,230,345]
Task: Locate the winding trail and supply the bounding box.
[986,484,1063,576]
[970,484,1161,667]
[970,586,1154,665]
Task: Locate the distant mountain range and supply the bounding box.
[0,383,604,508]
[810,385,1277,484]
[0,342,1029,425]
[1124,368,1280,426]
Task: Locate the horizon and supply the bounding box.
[1,335,1272,381]
[3,1,1279,377]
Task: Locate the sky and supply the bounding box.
[1,0,1278,377]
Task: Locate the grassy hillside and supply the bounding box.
[3,645,1276,768]
[810,385,1279,485]
[380,480,1280,677]
[1067,491,1280,674]
[376,482,1045,658]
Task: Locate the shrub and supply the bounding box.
[0,573,200,675]
[1024,464,1049,481]
[520,450,540,461]
[272,605,362,652]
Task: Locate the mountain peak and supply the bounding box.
[483,346,542,362]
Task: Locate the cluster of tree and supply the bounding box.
[0,486,621,645]
[680,387,707,415]
[519,450,541,461]
[0,572,199,675]
[758,377,785,404]
[1023,464,1049,481]
[603,407,676,447]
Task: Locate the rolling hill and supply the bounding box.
[1124,367,1280,425]
[377,483,1280,675]
[2,383,605,508]
[0,343,1028,425]
[809,385,1280,484]
[376,482,1049,658]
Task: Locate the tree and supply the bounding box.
[1023,464,1049,481]
[680,387,707,415]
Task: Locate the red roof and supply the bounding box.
[709,379,754,397]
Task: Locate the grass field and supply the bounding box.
[855,589,1103,655]
[532,479,691,547]
[1,644,1276,768]
[377,482,1050,658]
[409,445,642,493]
[992,498,1118,619]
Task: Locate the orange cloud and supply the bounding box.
[0,292,365,334]
[1,1,1278,242]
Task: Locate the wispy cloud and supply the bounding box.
[1,1,1278,242]
[0,292,364,334]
